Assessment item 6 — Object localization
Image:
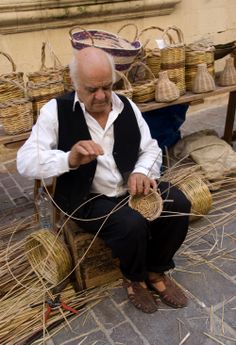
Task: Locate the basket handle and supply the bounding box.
[162,25,184,46]
[40,41,63,70]
[0,76,27,97]
[69,25,95,46]
[138,26,174,48]
[117,23,139,42]
[126,60,156,83]
[0,51,16,72]
[115,70,132,90]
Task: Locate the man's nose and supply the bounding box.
[95,88,106,100]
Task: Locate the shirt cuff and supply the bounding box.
[132,167,160,179]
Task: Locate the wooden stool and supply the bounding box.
[63,219,122,290]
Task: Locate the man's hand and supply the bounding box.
[68,140,104,168]
[128,173,157,196]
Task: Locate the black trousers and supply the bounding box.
[76,181,191,282]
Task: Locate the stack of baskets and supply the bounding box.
[26,42,65,121]
[0,51,33,135]
[161,26,186,95]
[185,39,215,91]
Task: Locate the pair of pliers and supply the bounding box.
[44,295,79,323]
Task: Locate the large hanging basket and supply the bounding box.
[161,26,186,95]
[25,229,72,286]
[0,78,33,135]
[129,189,163,221]
[0,51,24,103]
[127,61,157,103]
[69,26,142,74]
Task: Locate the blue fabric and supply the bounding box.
[142,104,189,151]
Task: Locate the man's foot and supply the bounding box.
[123,278,158,313]
[147,272,188,308]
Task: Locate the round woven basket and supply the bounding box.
[69,26,142,74]
[25,229,72,286]
[177,175,212,221]
[128,189,163,221]
[127,61,157,103]
[113,70,133,99]
[161,26,186,95]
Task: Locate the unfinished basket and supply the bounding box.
[129,189,163,221]
[176,175,212,222]
[113,70,133,99]
[0,78,33,135]
[0,51,24,103]
[69,26,142,74]
[161,26,186,95]
[27,41,64,84]
[24,229,72,286]
[127,61,157,103]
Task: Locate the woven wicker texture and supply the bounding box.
[161,26,186,95]
[27,42,65,84]
[0,51,24,103]
[127,61,157,103]
[155,70,180,102]
[0,78,33,135]
[192,63,215,93]
[62,65,74,92]
[185,45,215,91]
[113,70,133,99]
[25,229,72,286]
[128,189,163,221]
[218,57,236,86]
[69,26,142,74]
[138,26,168,78]
[176,175,212,222]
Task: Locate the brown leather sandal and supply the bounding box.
[123,278,158,313]
[148,273,188,308]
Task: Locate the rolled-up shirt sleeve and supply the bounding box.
[17,99,70,179]
[128,100,162,179]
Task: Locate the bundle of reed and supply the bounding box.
[129,188,163,221]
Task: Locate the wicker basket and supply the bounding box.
[138,26,167,78]
[0,51,24,103]
[185,46,215,91]
[69,26,142,74]
[25,229,72,286]
[129,189,163,221]
[0,78,33,135]
[62,65,74,92]
[176,175,212,222]
[161,26,186,95]
[113,70,133,99]
[27,41,64,84]
[127,61,157,103]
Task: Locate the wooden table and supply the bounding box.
[0,84,236,146]
[137,84,236,143]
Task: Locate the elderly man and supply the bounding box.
[17,47,191,313]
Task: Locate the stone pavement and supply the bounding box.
[0,104,236,345]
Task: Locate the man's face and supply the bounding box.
[77,68,113,116]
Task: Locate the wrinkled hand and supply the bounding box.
[68,140,104,168]
[128,173,157,196]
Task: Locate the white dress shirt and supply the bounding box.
[17,92,162,197]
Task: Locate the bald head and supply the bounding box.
[69,47,116,89]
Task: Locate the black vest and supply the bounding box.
[54,92,141,213]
